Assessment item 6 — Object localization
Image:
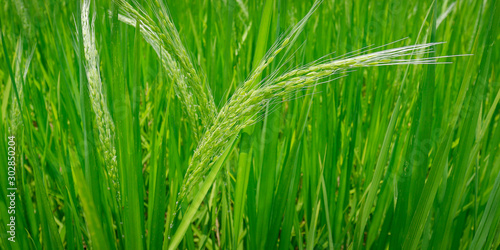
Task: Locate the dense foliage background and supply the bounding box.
[0,0,499,249]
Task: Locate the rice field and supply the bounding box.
[0,0,499,249]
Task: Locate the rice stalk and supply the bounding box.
[114,0,217,140]
[10,39,24,135]
[169,0,320,209]
[9,37,33,135]
[116,13,203,141]
[177,42,454,209]
[150,0,217,127]
[81,0,120,200]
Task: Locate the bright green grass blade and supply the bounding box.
[252,0,274,71]
[240,1,274,248]
[354,72,406,249]
[168,134,238,250]
[403,9,490,246]
[147,59,169,250]
[408,0,437,215]
[232,130,252,250]
[267,85,316,249]
[71,153,111,249]
[431,2,497,247]
[470,147,500,249]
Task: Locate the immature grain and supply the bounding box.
[178,43,451,204]
[81,0,120,200]
[115,0,217,139]
[152,0,217,126]
[117,13,203,141]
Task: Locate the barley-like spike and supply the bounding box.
[115,0,217,139]
[176,42,454,205]
[81,0,120,201]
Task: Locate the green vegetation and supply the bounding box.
[0,0,499,249]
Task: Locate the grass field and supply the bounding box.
[1,0,499,249]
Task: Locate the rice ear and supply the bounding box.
[81,0,120,201]
[114,0,217,140]
[176,42,458,214]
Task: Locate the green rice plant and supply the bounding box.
[9,39,24,135]
[80,0,120,200]
[171,41,457,249]
[181,42,452,196]
[114,0,217,140]
[0,0,499,249]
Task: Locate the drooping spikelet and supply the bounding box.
[81,0,120,200]
[116,13,203,141]
[177,42,453,205]
[114,0,217,140]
